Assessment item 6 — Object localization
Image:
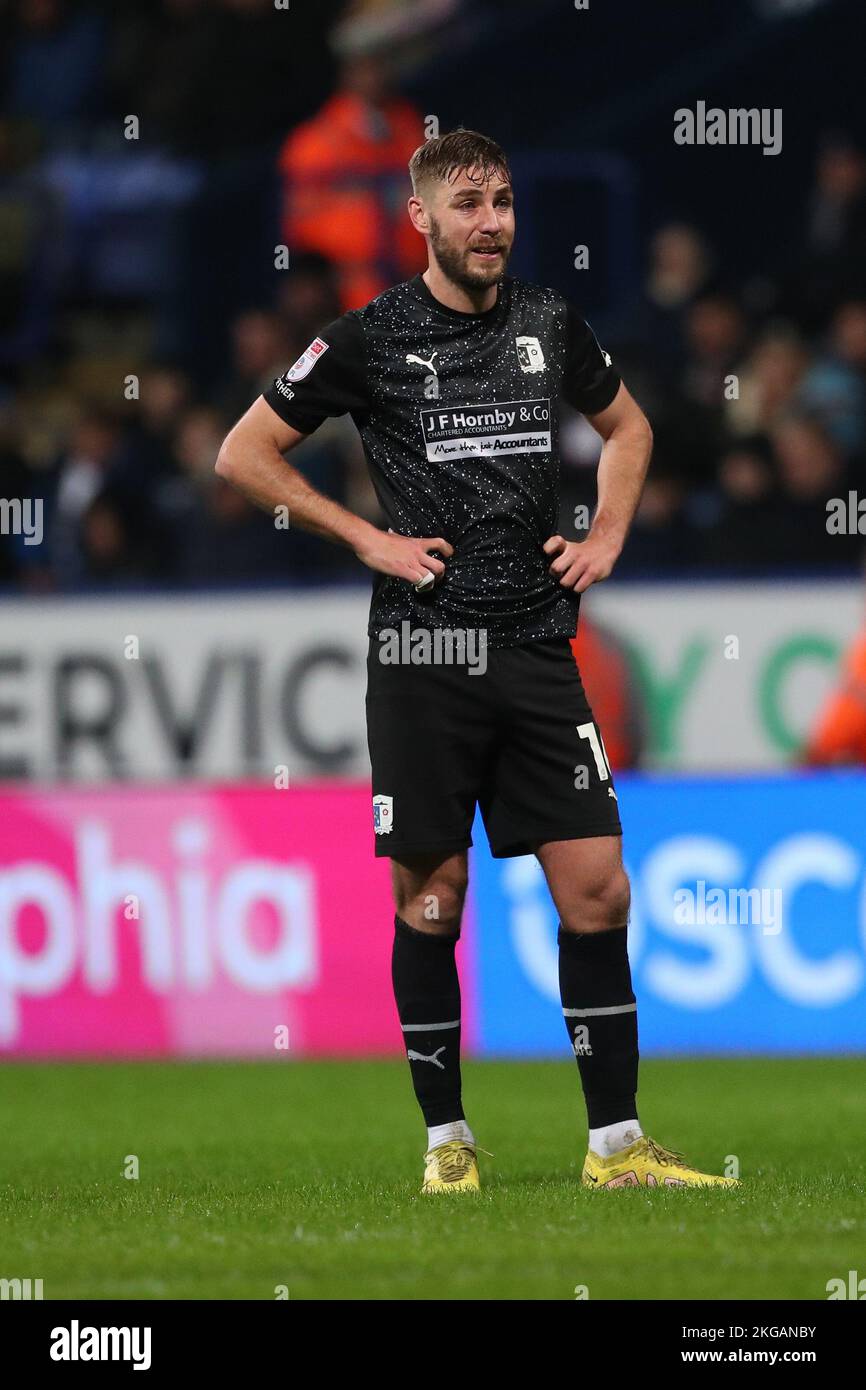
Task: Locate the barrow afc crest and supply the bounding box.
[515,335,545,372]
[373,794,394,834]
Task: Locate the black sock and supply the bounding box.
[558,924,639,1128]
[392,914,464,1127]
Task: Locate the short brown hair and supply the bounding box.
[408,128,511,196]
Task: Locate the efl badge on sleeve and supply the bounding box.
[287,337,329,382]
[373,794,394,835]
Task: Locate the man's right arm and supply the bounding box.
[215,398,453,586]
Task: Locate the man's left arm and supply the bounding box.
[545,382,653,592]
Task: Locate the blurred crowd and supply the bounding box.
[1,0,865,592]
[563,159,866,575]
[1,258,385,590]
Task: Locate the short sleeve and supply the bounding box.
[262,312,369,434]
[561,305,621,415]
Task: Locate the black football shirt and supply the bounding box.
[263,272,621,647]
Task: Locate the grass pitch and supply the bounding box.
[0,1057,863,1300]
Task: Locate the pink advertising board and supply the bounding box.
[0,785,477,1057]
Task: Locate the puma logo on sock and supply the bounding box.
[407,1046,446,1069]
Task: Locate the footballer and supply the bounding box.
[217,129,738,1194]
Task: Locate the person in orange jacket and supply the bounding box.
[804,624,866,765]
[279,54,427,311]
[569,618,645,771]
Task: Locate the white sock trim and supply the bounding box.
[588,1120,643,1158]
[427,1119,475,1151]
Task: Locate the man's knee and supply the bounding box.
[393,858,468,934]
[561,865,631,934]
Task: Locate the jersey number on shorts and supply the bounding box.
[576,721,612,781]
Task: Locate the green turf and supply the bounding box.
[0,1058,863,1300]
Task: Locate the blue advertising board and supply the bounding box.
[469,771,866,1054]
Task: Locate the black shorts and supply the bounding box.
[365,634,622,859]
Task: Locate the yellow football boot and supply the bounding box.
[582,1135,739,1190]
[421,1139,481,1194]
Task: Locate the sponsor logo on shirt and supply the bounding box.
[273,378,295,399]
[285,336,329,383]
[420,399,551,462]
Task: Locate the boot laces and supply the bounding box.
[646,1136,686,1167]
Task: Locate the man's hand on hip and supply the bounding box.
[543,532,622,593]
[354,529,454,587]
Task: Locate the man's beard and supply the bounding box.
[429,216,510,292]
